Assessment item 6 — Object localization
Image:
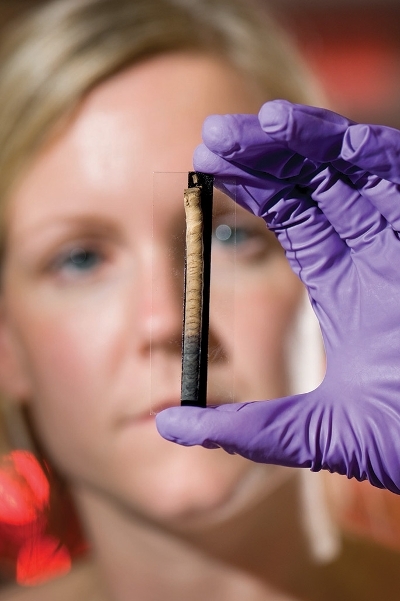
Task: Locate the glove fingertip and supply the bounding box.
[258,99,292,135]
[201,114,239,155]
[193,143,221,174]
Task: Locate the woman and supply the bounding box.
[0,1,399,599]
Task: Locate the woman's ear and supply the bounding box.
[0,300,32,402]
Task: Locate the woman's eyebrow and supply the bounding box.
[13,214,123,246]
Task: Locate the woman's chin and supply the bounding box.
[136,454,287,530]
[111,423,290,529]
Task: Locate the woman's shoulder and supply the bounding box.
[0,559,104,601]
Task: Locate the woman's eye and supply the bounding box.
[212,219,279,264]
[51,246,103,276]
[213,224,249,246]
[67,248,100,270]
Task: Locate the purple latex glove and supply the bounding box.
[156,100,400,494]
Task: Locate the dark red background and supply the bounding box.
[268,0,400,127]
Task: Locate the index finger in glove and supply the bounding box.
[201,113,319,180]
[194,143,293,216]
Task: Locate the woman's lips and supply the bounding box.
[118,399,180,426]
[149,399,181,416]
[150,397,231,415]
[119,396,229,426]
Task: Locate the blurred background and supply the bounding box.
[269,0,400,127]
[1,0,400,126]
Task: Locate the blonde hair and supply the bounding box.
[0,0,321,215]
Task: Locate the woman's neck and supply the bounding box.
[71,472,303,601]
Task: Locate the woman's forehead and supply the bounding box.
[6,53,264,242]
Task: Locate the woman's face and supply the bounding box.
[0,54,303,525]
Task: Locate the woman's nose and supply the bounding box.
[137,247,183,356]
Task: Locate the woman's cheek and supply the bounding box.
[5,296,118,461]
[232,258,303,400]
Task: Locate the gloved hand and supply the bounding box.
[156,100,400,494]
